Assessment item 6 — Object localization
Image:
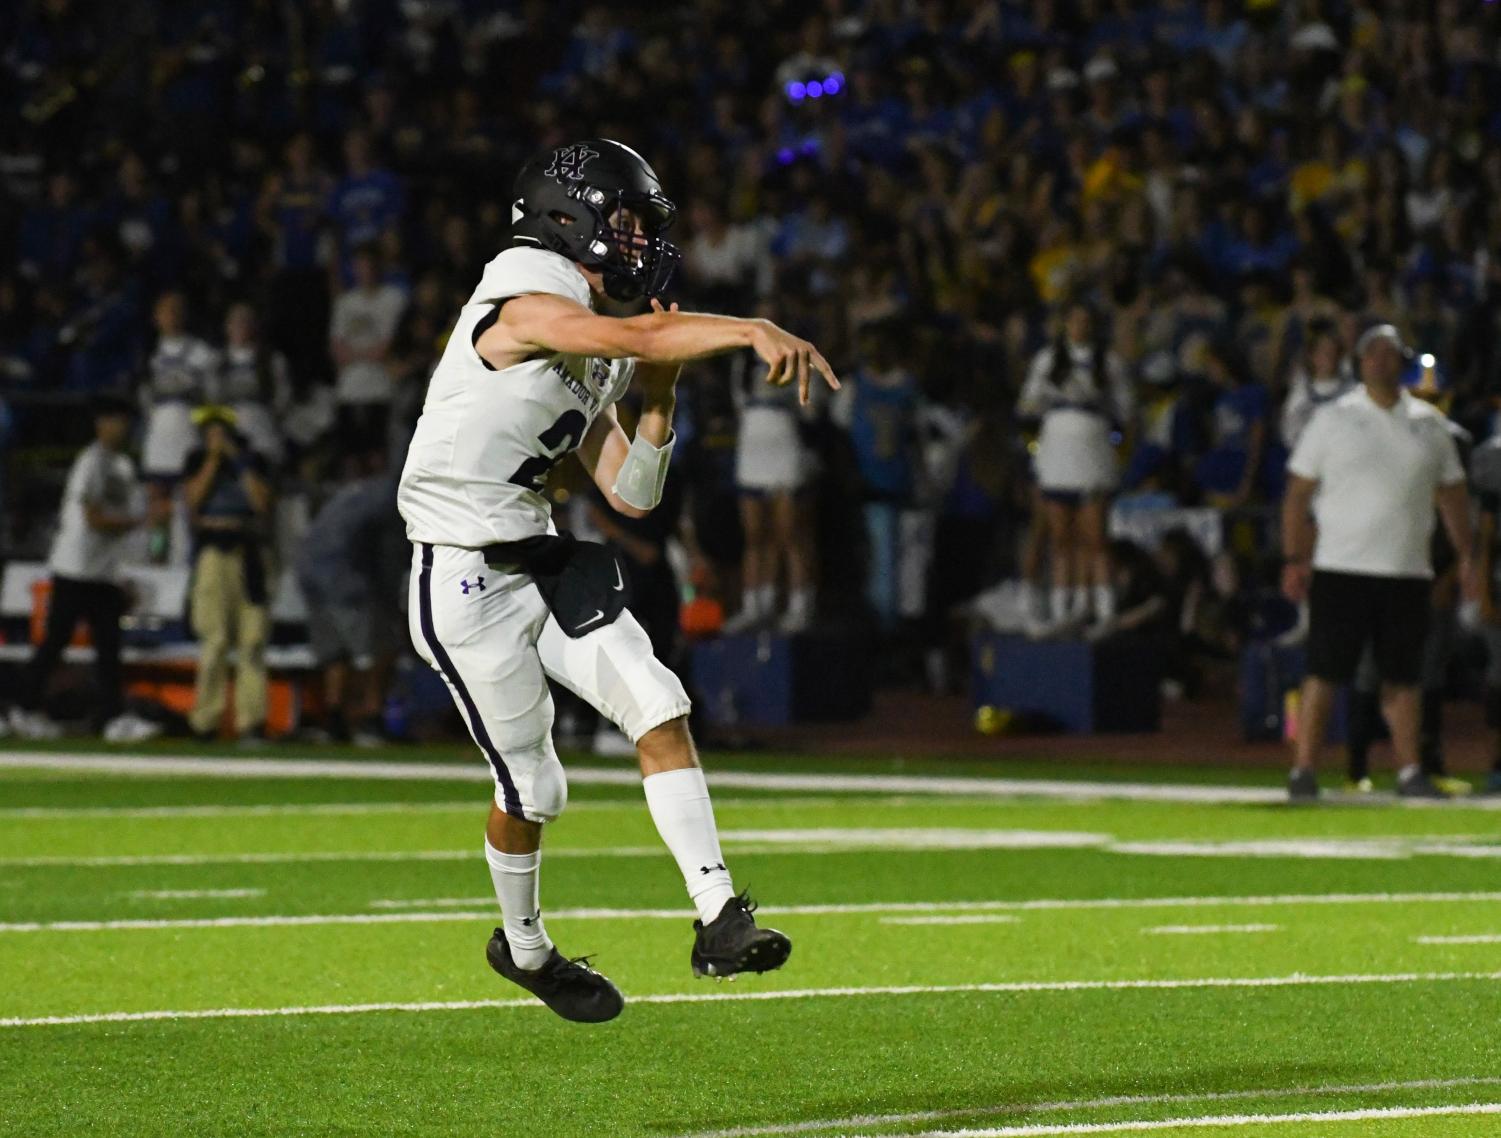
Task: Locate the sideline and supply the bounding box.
[6,891,1501,932]
[675,1076,1501,1138]
[4,969,1500,1028]
[0,751,1310,805]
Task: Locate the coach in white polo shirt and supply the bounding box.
[1280,324,1472,800]
[9,394,145,739]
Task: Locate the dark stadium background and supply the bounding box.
[2,0,1501,768]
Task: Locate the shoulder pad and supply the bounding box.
[468,247,590,308]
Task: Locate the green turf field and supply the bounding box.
[1,745,1499,1137]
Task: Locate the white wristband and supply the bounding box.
[612,430,674,511]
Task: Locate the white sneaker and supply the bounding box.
[103,713,164,744]
[720,607,766,636]
[9,707,62,740]
[777,607,811,635]
[591,726,637,757]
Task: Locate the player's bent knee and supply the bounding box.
[489,733,569,822]
[527,755,569,821]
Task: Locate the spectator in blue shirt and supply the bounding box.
[60,239,144,393]
[1194,339,1271,507]
[17,170,89,284]
[328,127,405,285]
[258,133,334,388]
[836,323,924,632]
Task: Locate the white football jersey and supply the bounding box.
[398,247,635,546]
[145,334,216,404]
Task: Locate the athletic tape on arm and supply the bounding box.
[612,430,674,511]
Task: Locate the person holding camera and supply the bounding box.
[181,406,275,743]
[1281,325,1472,800]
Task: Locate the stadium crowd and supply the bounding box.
[2,1,1501,774]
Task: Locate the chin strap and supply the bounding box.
[612,429,674,511]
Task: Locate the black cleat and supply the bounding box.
[1287,767,1320,802]
[486,929,623,1023]
[1396,770,1448,799]
[691,891,792,980]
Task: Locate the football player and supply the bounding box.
[398,140,838,1021]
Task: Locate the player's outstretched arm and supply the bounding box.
[575,338,678,520]
[483,294,840,404]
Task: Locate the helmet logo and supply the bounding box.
[545,144,600,182]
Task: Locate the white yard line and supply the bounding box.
[0,801,486,819]
[1415,934,1501,945]
[861,1101,1501,1137]
[12,828,1501,867]
[3,970,1499,1029]
[360,894,1501,924]
[127,889,265,900]
[675,1076,1501,1138]
[1143,924,1280,936]
[10,751,1501,809]
[0,847,671,867]
[720,828,1110,850]
[369,891,1501,916]
[0,751,1307,805]
[880,915,1021,926]
[0,911,499,932]
[10,891,1501,933]
[1415,843,1501,857]
[0,797,822,820]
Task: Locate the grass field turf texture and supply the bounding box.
[1,744,1498,1137]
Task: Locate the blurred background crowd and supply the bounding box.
[3,0,1501,745]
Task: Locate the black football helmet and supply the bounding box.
[511,139,680,301]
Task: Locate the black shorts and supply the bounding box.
[1306,570,1429,685]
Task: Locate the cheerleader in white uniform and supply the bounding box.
[1279,321,1352,451]
[140,291,216,562]
[141,292,216,479]
[214,302,292,468]
[1018,302,1134,628]
[725,352,817,633]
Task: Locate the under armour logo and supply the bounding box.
[545,144,599,182]
[460,576,485,595]
[699,862,727,875]
[521,911,539,927]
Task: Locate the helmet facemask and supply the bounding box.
[565,183,680,301]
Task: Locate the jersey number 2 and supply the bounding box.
[508,409,588,492]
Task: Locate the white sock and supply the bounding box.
[642,767,736,924]
[787,586,814,621]
[1049,586,1070,622]
[1071,586,1091,619]
[1093,585,1115,622]
[755,583,776,617]
[484,842,552,970]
